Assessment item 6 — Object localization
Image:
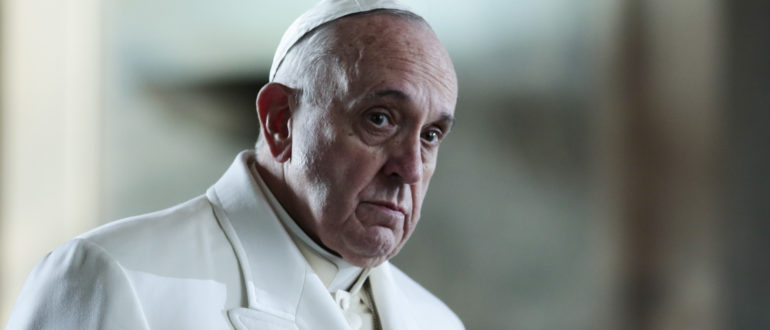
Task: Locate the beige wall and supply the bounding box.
[0,0,101,324]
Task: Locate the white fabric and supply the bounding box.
[6,150,464,330]
[331,270,377,330]
[290,234,378,330]
[269,0,417,81]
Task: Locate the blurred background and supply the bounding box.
[1,0,768,329]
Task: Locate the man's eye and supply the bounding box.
[368,112,390,127]
[422,129,442,143]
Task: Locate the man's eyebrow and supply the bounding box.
[371,89,455,128]
[372,89,455,128]
[373,89,409,100]
[437,113,456,129]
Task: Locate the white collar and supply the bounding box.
[249,160,364,293]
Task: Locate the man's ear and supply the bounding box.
[256,83,293,162]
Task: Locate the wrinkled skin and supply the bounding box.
[261,13,458,268]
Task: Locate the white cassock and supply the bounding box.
[6,150,464,330]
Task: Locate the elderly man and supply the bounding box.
[7,0,461,329]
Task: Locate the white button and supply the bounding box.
[334,290,351,310]
[345,312,362,330]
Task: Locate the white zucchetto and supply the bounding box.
[269,0,419,81]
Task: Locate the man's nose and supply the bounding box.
[383,137,423,184]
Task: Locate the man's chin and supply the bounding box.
[338,234,401,267]
[341,253,391,268]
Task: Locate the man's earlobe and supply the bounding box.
[256,83,293,162]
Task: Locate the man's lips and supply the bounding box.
[363,201,407,216]
[357,201,407,228]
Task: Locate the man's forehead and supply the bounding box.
[343,37,458,119]
[326,13,432,52]
[370,88,456,115]
[270,0,418,81]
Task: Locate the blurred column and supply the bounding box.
[597,0,723,329]
[0,0,101,325]
[723,1,770,329]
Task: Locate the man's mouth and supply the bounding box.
[364,201,406,216]
[357,201,407,226]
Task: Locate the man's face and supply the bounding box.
[283,14,458,267]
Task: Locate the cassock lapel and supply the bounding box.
[369,263,421,330]
[207,151,350,330]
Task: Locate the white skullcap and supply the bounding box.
[269,0,419,81]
